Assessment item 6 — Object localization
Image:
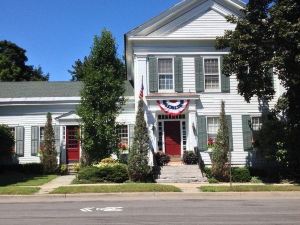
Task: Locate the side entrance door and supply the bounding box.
[66,126,80,163]
[164,121,181,156]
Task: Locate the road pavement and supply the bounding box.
[1,194,300,225]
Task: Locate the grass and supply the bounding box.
[0,172,57,186]
[51,183,181,194]
[199,185,300,192]
[0,186,40,195]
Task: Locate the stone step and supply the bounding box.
[156,177,207,183]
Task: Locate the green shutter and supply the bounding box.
[220,56,230,93]
[174,57,183,93]
[195,57,204,93]
[15,126,24,157]
[54,125,60,153]
[242,115,252,151]
[148,57,158,93]
[197,115,207,151]
[226,115,233,151]
[31,126,39,156]
[128,124,134,148]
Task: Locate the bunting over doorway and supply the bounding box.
[157,100,189,116]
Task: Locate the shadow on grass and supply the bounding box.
[0,172,56,186]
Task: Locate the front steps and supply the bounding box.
[156,164,207,183]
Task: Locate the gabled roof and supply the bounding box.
[0,80,134,99]
[126,0,245,37]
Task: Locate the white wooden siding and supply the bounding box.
[183,57,196,93]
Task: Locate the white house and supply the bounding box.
[0,0,283,166]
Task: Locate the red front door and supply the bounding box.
[164,121,181,156]
[66,126,80,163]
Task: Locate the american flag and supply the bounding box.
[139,76,144,99]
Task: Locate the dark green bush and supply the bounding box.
[183,151,198,165]
[203,167,212,178]
[77,163,129,183]
[231,167,251,182]
[59,164,68,175]
[155,152,170,166]
[0,163,44,174]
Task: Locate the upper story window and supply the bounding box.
[207,117,220,143]
[204,58,220,91]
[158,58,174,91]
[251,117,262,131]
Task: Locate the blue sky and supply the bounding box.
[0,0,246,81]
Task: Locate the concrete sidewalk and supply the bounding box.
[36,175,76,195]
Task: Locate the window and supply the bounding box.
[9,127,15,152]
[204,58,220,90]
[117,125,128,147]
[158,58,173,90]
[40,127,45,150]
[252,117,262,131]
[207,117,220,142]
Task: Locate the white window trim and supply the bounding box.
[157,57,175,93]
[203,56,221,92]
[251,116,262,131]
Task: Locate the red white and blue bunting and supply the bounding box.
[157,100,190,116]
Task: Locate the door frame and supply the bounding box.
[157,114,187,157]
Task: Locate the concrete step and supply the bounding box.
[156,177,207,183]
[67,163,78,174]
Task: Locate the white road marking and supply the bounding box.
[80,207,123,212]
[80,207,94,212]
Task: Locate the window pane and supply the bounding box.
[207,117,220,141]
[205,75,219,89]
[117,125,128,146]
[204,59,219,74]
[252,117,262,131]
[158,58,173,74]
[159,74,173,90]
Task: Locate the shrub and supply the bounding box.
[77,163,128,183]
[0,124,15,163]
[183,151,198,165]
[73,163,81,173]
[155,152,170,166]
[0,163,44,174]
[250,176,263,183]
[59,164,68,175]
[208,177,219,183]
[231,167,251,182]
[203,167,212,178]
[100,157,117,164]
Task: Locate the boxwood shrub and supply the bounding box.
[231,167,251,182]
[77,163,129,183]
[183,151,198,165]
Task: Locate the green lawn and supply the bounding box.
[199,185,300,192]
[0,173,57,186]
[51,183,181,194]
[0,186,40,195]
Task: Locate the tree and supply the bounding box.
[77,29,125,165]
[216,0,300,176]
[0,40,49,81]
[211,101,230,181]
[128,99,151,182]
[40,113,57,173]
[0,125,15,164]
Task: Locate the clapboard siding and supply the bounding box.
[168,9,236,38]
[182,57,196,92]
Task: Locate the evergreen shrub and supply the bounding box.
[182,151,198,165]
[155,152,170,166]
[231,167,251,182]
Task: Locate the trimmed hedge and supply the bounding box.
[155,152,170,166]
[203,167,251,182]
[0,163,44,174]
[77,163,129,183]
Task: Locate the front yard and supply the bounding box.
[51,183,181,194]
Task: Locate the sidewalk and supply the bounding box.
[36,175,76,195]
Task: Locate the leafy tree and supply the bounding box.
[128,99,151,182]
[77,29,125,165]
[0,125,15,163]
[211,101,230,181]
[0,40,49,81]
[40,113,57,173]
[216,0,300,176]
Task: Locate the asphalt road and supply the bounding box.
[1,195,300,225]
